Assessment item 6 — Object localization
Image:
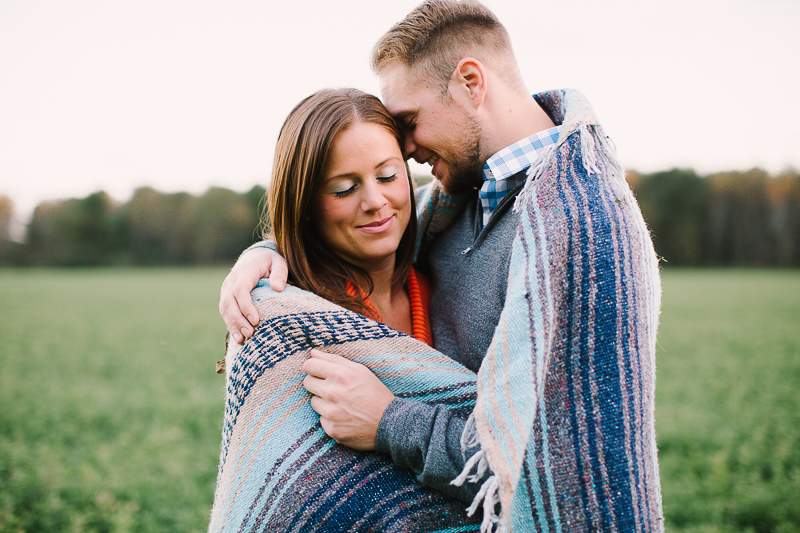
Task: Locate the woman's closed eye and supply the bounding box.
[333,184,356,198]
[377,174,397,183]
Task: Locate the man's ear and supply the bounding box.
[450,58,487,109]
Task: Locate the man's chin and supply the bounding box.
[436,170,482,196]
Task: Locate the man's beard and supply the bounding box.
[439,115,484,195]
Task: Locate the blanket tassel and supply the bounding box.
[451,415,505,533]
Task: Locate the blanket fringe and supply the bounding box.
[451,414,504,533]
[451,449,488,486]
[515,123,623,219]
[452,414,490,485]
[515,143,557,215]
[579,125,623,179]
[471,475,503,533]
[459,412,481,451]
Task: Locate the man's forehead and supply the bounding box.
[378,63,418,116]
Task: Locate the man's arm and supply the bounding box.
[302,349,486,504]
[219,244,289,343]
[376,397,486,503]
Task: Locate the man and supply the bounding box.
[220,0,663,530]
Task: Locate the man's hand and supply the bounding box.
[302,349,395,451]
[219,247,289,344]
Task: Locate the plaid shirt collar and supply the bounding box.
[479,125,562,226]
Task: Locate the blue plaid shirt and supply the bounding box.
[479,125,562,227]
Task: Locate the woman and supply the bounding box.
[209,89,481,532]
[267,88,429,346]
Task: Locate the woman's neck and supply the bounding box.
[356,264,412,335]
[356,263,396,308]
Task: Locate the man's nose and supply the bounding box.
[403,132,417,160]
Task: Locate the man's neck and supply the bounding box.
[482,92,555,159]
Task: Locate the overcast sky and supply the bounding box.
[1,0,798,235]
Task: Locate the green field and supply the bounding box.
[1,268,798,532]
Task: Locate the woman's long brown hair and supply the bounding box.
[265,88,417,316]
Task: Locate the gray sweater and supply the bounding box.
[375,179,523,503]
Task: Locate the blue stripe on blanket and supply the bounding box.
[557,145,594,522]
[599,167,644,527]
[577,162,621,528]
[573,151,610,527]
[600,160,648,528]
[561,133,636,528]
[599,160,657,530]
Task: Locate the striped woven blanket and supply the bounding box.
[416,89,664,531]
[208,282,483,532]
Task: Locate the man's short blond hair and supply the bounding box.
[371,0,518,94]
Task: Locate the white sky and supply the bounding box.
[1,0,799,235]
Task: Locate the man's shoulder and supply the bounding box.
[532,88,596,129]
[532,89,567,125]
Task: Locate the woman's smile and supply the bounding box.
[357,216,394,233]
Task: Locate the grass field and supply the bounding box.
[655,269,800,533]
[1,268,798,532]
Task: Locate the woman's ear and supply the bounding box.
[449,58,487,109]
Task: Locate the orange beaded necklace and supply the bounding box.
[346,267,433,347]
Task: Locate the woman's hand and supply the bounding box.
[302,349,395,451]
[219,247,289,343]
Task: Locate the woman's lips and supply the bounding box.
[358,216,394,234]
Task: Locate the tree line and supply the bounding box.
[627,168,800,266]
[0,186,267,266]
[1,168,799,267]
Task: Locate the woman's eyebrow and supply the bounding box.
[326,156,403,181]
[374,156,403,169]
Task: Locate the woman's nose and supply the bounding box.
[361,181,388,212]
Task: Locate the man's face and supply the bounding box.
[379,62,484,195]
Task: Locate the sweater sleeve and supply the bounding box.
[375,397,489,504]
[241,240,278,256]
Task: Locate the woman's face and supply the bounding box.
[313,121,411,273]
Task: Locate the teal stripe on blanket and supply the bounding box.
[521,192,562,533]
